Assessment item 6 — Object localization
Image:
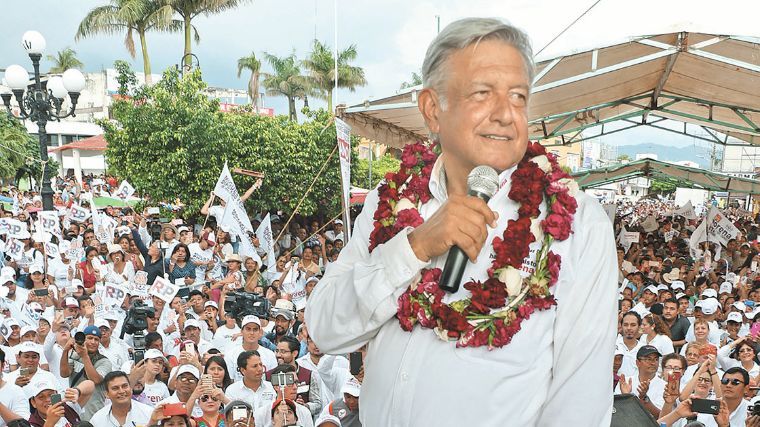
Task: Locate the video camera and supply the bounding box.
[121,300,155,336]
[224,291,270,319]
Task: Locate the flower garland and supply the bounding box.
[369,141,579,349]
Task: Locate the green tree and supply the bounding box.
[76,0,184,84]
[399,71,422,89]
[617,154,631,162]
[649,178,677,194]
[261,51,310,121]
[0,115,30,181]
[352,153,400,189]
[237,52,261,107]
[166,0,250,69]
[102,67,357,216]
[46,48,84,73]
[302,40,367,113]
[113,60,138,96]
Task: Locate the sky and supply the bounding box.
[2,0,760,148]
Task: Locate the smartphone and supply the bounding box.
[34,288,49,297]
[162,402,186,416]
[19,368,30,376]
[691,398,720,415]
[201,373,213,389]
[667,371,682,394]
[50,393,61,405]
[349,351,363,376]
[133,349,145,363]
[184,341,195,355]
[271,372,295,387]
[231,405,248,421]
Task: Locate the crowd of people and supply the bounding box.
[614,198,760,426]
[0,175,359,427]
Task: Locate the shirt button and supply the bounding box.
[400,371,409,381]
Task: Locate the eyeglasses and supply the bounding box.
[200,395,219,402]
[739,348,755,354]
[178,377,198,384]
[697,377,712,384]
[664,366,683,372]
[721,378,745,386]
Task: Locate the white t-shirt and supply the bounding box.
[158,392,203,418]
[254,401,314,427]
[212,324,240,351]
[5,368,57,399]
[102,262,135,285]
[639,334,675,357]
[224,342,277,382]
[89,400,154,427]
[47,258,75,288]
[616,335,643,378]
[188,243,213,285]
[0,381,29,427]
[142,379,170,406]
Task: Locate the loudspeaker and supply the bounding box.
[611,394,659,427]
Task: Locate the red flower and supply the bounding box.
[396,209,424,228]
[547,251,561,286]
[435,304,469,333]
[542,213,573,241]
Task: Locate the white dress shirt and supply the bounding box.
[226,379,277,410]
[89,400,154,427]
[306,158,619,426]
[616,335,643,379]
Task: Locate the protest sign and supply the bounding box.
[114,180,135,199]
[671,201,697,220]
[620,232,640,253]
[689,206,740,257]
[131,271,150,296]
[149,276,180,303]
[65,240,84,263]
[0,218,10,235]
[256,213,277,269]
[68,204,90,223]
[336,117,352,236]
[44,242,59,259]
[5,239,23,261]
[641,216,659,233]
[39,211,61,237]
[5,219,27,239]
[212,163,262,266]
[102,282,128,308]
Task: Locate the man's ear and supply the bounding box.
[418,88,443,135]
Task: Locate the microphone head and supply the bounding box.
[467,166,499,198]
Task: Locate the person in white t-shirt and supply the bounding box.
[90,371,154,426]
[224,316,277,382]
[639,313,675,357]
[226,350,276,411]
[0,347,30,427]
[212,311,241,351]
[5,341,57,399]
[188,233,216,285]
[615,345,667,418]
[131,349,170,407]
[158,364,203,418]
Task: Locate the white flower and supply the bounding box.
[558,178,579,196]
[530,155,552,173]
[498,266,523,296]
[530,218,544,242]
[393,197,416,215]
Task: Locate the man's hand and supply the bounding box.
[674,398,697,419]
[74,343,88,359]
[15,374,30,387]
[619,374,632,394]
[714,399,729,427]
[46,401,66,426]
[637,379,650,400]
[407,195,498,263]
[747,414,760,427]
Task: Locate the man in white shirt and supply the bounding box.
[306,17,617,426]
[96,318,130,370]
[297,325,350,404]
[0,348,30,427]
[5,342,57,398]
[614,345,666,417]
[225,315,277,382]
[324,220,344,244]
[226,350,277,411]
[617,311,644,378]
[183,319,213,357]
[90,371,154,426]
[158,364,203,418]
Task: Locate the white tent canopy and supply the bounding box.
[340,31,760,148]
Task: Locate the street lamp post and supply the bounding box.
[0,31,85,211]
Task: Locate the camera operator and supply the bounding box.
[59,325,112,420]
[224,316,277,383]
[261,300,297,353]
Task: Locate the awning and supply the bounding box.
[340,31,760,148]
[49,134,107,152]
[572,158,760,194]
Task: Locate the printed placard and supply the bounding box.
[149,276,180,303]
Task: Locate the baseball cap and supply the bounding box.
[636,345,661,359]
[177,226,190,234]
[656,284,669,292]
[223,400,252,418]
[726,312,743,323]
[733,301,748,312]
[675,292,687,300]
[0,267,15,279]
[696,298,721,316]
[0,274,13,285]
[643,285,658,295]
[614,344,625,357]
[25,379,56,399]
[204,301,218,310]
[16,341,42,355]
[315,414,343,427]
[71,279,84,288]
[719,282,733,295]
[341,376,361,397]
[19,325,36,337]
[63,297,79,308]
[671,280,685,290]
[176,364,201,379]
[144,348,167,362]
[83,325,101,338]
[270,399,297,417]
[95,318,111,329]
[241,315,261,328]
[701,288,718,299]
[335,219,343,225]
[29,264,44,274]
[184,319,201,330]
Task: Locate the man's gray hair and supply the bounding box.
[421,17,536,109]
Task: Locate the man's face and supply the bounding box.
[99,326,112,340]
[242,323,261,344]
[176,373,198,395]
[106,376,132,405]
[190,295,204,311]
[678,298,689,314]
[721,372,747,399]
[152,296,165,312]
[273,377,298,400]
[641,291,656,305]
[621,314,640,340]
[274,316,292,336]
[636,354,660,378]
[344,394,359,412]
[18,351,40,371]
[663,302,678,320]
[85,335,100,353]
[241,355,264,382]
[420,39,529,179]
[185,326,200,344]
[275,342,296,366]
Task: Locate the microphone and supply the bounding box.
[439,166,499,293]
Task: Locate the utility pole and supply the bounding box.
[436,15,440,33]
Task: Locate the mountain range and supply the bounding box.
[615,143,708,169]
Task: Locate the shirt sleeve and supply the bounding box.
[537,195,618,426]
[305,188,429,355]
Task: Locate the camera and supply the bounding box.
[121,300,155,336]
[74,331,85,346]
[224,291,271,319]
[749,403,760,416]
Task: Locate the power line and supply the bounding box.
[536,0,604,57]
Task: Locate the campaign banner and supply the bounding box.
[114,180,135,199]
[619,231,640,253]
[689,206,740,257]
[255,213,277,269]
[131,271,150,296]
[44,242,59,259]
[68,204,90,223]
[39,211,61,237]
[3,219,26,239]
[335,118,352,236]
[102,282,128,308]
[65,239,84,263]
[212,163,262,266]
[641,216,659,233]
[0,218,10,235]
[671,201,697,220]
[149,276,180,303]
[5,239,24,261]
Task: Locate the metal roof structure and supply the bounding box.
[339,31,760,149]
[572,158,760,194]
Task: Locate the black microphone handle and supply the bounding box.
[438,189,492,293]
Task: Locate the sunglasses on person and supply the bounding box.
[200,395,219,402]
[721,378,746,386]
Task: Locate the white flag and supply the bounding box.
[335,118,352,237]
[211,163,261,265]
[68,204,90,223]
[671,201,697,220]
[689,206,740,257]
[256,213,277,270]
[114,180,135,199]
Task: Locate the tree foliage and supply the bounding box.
[352,153,400,189]
[399,71,422,89]
[0,114,59,186]
[237,52,261,107]
[302,40,367,113]
[102,67,357,218]
[649,178,678,194]
[261,51,311,122]
[47,48,84,74]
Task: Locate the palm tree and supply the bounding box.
[302,39,367,113]
[237,52,261,107]
[165,0,251,69]
[261,51,310,121]
[47,48,84,74]
[76,0,186,84]
[399,71,422,90]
